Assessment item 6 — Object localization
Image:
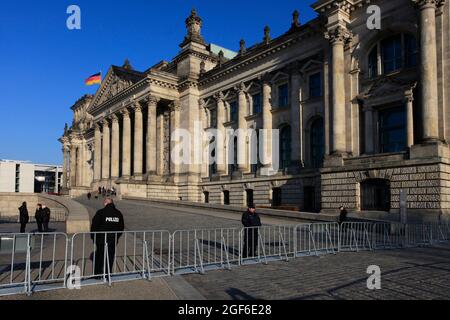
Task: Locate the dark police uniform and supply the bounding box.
[241,210,262,258]
[91,203,125,276]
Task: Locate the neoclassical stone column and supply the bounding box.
[214,92,226,174]
[327,26,351,155]
[111,114,120,179]
[290,72,301,163]
[121,109,131,178]
[363,106,375,154]
[62,145,69,188]
[169,101,181,176]
[133,103,143,178]
[76,144,83,187]
[69,144,77,187]
[101,119,110,180]
[146,96,159,176]
[406,95,415,148]
[414,0,440,142]
[93,123,102,181]
[261,79,273,170]
[237,83,248,171]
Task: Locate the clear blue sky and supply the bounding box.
[0,0,317,165]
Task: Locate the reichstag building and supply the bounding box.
[60,0,450,222]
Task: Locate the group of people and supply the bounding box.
[18,202,51,233]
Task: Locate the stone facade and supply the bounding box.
[60,1,450,222]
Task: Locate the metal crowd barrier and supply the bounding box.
[0,232,68,296]
[1,221,450,297]
[70,230,171,287]
[171,228,241,275]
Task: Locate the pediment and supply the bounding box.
[89,66,145,110]
[360,77,416,100]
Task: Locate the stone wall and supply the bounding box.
[321,160,450,222]
[0,193,66,218]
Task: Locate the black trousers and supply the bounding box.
[20,223,27,233]
[43,222,49,232]
[36,220,43,233]
[94,241,117,276]
[242,229,259,258]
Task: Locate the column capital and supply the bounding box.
[412,0,441,9]
[234,82,247,95]
[198,98,207,109]
[111,114,119,123]
[169,100,181,112]
[325,25,352,45]
[132,103,142,113]
[213,91,225,102]
[101,118,109,127]
[146,95,160,107]
[404,93,414,103]
[120,108,130,118]
[94,122,101,131]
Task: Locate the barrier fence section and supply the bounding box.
[0,232,68,296]
[70,230,171,287]
[171,228,241,275]
[1,221,450,296]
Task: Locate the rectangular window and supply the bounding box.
[210,108,217,128]
[15,164,20,193]
[405,34,418,68]
[368,47,378,79]
[381,36,402,74]
[379,107,406,153]
[278,84,289,108]
[229,101,238,122]
[246,189,254,207]
[272,188,282,207]
[309,73,321,98]
[223,190,230,205]
[252,93,261,115]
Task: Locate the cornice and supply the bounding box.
[198,26,319,88]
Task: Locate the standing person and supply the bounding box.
[87,192,92,200]
[91,198,125,277]
[41,204,51,232]
[339,206,348,225]
[35,204,43,232]
[241,205,262,258]
[18,202,29,233]
[98,186,102,195]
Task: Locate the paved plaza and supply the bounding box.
[1,198,450,300]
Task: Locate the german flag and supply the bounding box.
[85,72,101,86]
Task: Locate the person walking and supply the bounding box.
[18,202,29,233]
[35,204,43,232]
[42,204,51,232]
[90,198,125,277]
[241,204,262,259]
[87,192,92,200]
[339,206,348,225]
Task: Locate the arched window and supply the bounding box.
[310,118,324,168]
[361,179,390,211]
[279,125,291,169]
[368,33,417,79]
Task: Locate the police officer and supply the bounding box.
[18,202,29,233]
[35,204,43,232]
[91,198,125,277]
[41,204,51,232]
[241,204,262,258]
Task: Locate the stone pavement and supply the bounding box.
[1,198,450,300]
[183,244,450,300]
